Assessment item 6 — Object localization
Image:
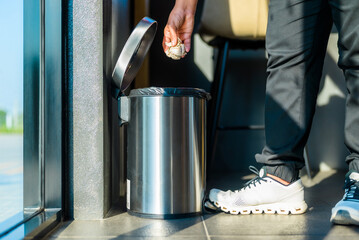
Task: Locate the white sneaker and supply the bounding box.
[330,171,359,225]
[209,166,308,215]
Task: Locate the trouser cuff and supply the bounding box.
[349,160,359,172]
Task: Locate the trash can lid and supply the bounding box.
[112,17,157,92]
[129,87,211,100]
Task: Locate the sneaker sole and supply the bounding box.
[212,200,308,215]
[331,209,359,226]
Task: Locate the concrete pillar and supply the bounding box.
[72,0,108,219]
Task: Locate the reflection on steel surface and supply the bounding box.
[124,95,207,216]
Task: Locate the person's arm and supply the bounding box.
[162,0,198,55]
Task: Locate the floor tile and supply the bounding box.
[47,237,208,240]
[47,170,359,240]
[50,213,207,238]
[210,236,359,240]
[210,236,308,240]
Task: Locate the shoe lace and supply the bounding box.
[344,179,359,200]
[238,166,268,192]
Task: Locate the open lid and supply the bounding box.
[112,17,157,92]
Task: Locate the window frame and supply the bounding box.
[0,0,63,238]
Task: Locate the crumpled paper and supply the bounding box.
[165,38,186,60]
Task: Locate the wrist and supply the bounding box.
[174,0,198,15]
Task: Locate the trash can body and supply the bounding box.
[124,88,208,218]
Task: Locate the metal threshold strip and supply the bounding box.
[0,208,61,239]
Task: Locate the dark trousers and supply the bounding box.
[255,0,359,171]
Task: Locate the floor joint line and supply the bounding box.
[201,215,211,240]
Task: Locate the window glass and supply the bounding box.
[0,0,24,234]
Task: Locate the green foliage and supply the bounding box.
[0,110,6,128]
[0,126,23,134]
[0,109,23,134]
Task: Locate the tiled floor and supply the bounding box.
[46,170,359,240]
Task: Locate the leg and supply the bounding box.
[208,0,332,215]
[328,0,359,172]
[329,0,359,225]
[255,0,333,182]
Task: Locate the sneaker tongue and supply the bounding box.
[349,172,359,181]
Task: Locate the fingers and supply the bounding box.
[168,24,178,47]
[183,40,191,54]
[163,24,179,52]
[162,27,174,54]
[179,33,192,53]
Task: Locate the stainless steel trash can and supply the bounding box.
[112,17,210,218]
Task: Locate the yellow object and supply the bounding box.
[200,0,269,41]
[134,0,150,88]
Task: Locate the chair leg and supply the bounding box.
[208,41,230,173]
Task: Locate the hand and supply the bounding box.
[162,0,198,56]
